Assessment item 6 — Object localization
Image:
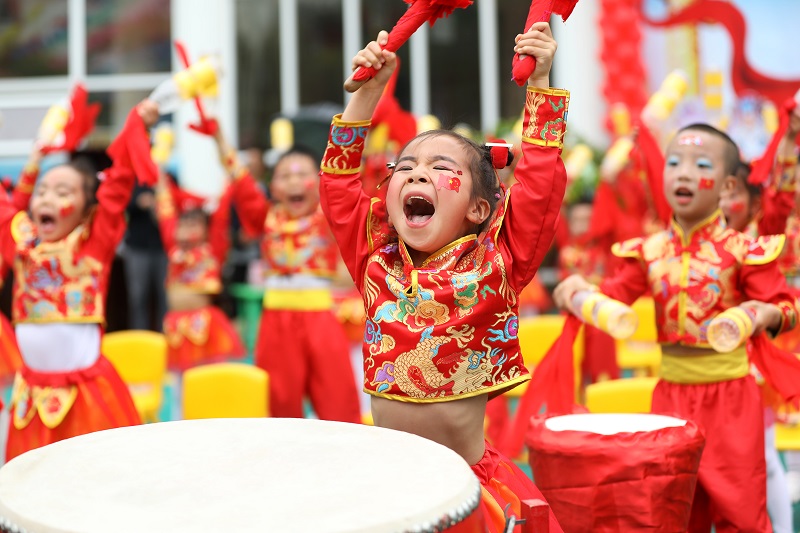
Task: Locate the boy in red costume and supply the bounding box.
[555,123,799,532]
[320,24,567,532]
[201,125,361,423]
[0,101,155,460]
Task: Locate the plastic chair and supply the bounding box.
[775,422,800,451]
[584,376,659,414]
[616,297,661,376]
[182,362,269,419]
[508,314,584,400]
[102,330,168,423]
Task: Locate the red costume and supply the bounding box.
[229,163,360,423]
[0,158,141,461]
[601,210,798,532]
[155,183,245,371]
[319,86,570,533]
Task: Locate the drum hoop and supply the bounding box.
[0,486,483,533]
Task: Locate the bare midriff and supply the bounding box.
[167,289,213,311]
[371,394,488,465]
[660,344,718,357]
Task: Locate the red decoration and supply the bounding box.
[698,177,714,190]
[106,108,159,186]
[511,0,579,87]
[436,173,461,192]
[749,98,798,185]
[643,0,800,106]
[40,84,102,155]
[599,0,648,134]
[347,0,473,90]
[169,180,207,213]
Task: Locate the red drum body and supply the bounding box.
[0,418,486,532]
[527,413,705,532]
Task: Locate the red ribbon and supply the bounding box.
[106,108,159,186]
[350,0,472,85]
[748,333,800,410]
[511,0,579,87]
[748,98,798,185]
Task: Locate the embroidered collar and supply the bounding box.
[669,209,726,249]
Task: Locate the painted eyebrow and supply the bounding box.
[396,154,460,165]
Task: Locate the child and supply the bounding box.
[206,126,361,423]
[554,123,799,532]
[154,170,245,372]
[320,25,567,531]
[0,101,155,461]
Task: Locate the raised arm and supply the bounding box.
[12,146,44,212]
[154,171,178,252]
[498,22,568,292]
[319,31,397,285]
[208,184,233,264]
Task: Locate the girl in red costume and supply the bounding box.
[320,24,567,532]
[198,124,361,423]
[153,170,245,372]
[0,101,155,461]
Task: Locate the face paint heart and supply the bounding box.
[436,174,460,193]
[698,178,714,190]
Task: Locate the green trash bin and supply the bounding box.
[230,283,266,362]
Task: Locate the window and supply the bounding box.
[0,1,69,78]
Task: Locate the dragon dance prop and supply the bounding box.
[511,0,579,86]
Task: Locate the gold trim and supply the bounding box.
[660,346,749,384]
[671,209,723,247]
[364,373,531,403]
[611,238,644,259]
[10,211,29,244]
[520,137,563,148]
[744,235,785,265]
[263,288,334,311]
[331,114,372,128]
[419,235,478,268]
[526,87,570,97]
[366,197,382,253]
[320,165,361,175]
[678,252,690,337]
[13,316,104,325]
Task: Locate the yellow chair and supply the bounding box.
[585,376,659,414]
[616,297,661,376]
[775,422,800,451]
[182,362,269,419]
[102,330,168,423]
[508,314,584,400]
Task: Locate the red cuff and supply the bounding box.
[521,87,570,150]
[321,115,371,175]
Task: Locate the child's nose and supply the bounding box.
[406,174,428,184]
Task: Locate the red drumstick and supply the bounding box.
[511,0,579,87]
[344,0,473,93]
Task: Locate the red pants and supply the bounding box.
[6,356,141,461]
[255,309,361,423]
[651,376,770,533]
[472,441,564,533]
[0,314,22,384]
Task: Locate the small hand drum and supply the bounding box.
[0,418,486,532]
[527,413,705,533]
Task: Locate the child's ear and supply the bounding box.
[467,197,491,226]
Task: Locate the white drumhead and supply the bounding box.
[0,419,480,533]
[544,413,687,435]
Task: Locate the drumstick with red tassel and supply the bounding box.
[511,0,579,87]
[344,0,473,93]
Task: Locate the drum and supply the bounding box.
[0,418,485,533]
[527,413,705,532]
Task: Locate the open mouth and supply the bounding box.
[404,195,435,226]
[674,187,694,205]
[38,214,57,233]
[287,194,306,208]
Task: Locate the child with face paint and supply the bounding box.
[152,167,245,374]
[0,101,156,461]
[554,123,800,532]
[320,24,567,532]
[204,127,361,423]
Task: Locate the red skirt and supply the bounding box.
[164,306,246,372]
[6,356,141,461]
[0,314,22,385]
[471,440,563,533]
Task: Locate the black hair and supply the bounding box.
[677,123,741,177]
[274,145,320,170]
[64,158,99,214]
[178,207,210,228]
[732,160,762,200]
[395,130,504,234]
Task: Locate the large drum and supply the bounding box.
[527,413,705,532]
[0,418,485,532]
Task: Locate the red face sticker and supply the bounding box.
[436,174,461,193]
[698,178,714,190]
[728,200,746,213]
[59,202,75,217]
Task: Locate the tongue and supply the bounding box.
[408,214,432,224]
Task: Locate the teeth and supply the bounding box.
[406,195,427,205]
